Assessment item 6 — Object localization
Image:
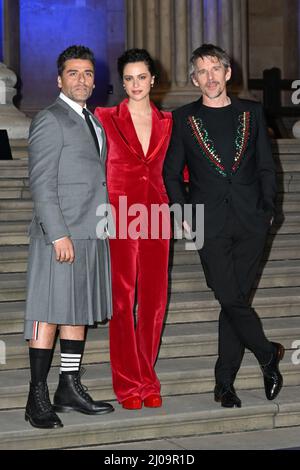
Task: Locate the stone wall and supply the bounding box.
[18,0,125,116]
[248,0,299,105]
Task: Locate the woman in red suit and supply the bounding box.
[95,49,172,410]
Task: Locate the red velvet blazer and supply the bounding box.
[94,99,173,211]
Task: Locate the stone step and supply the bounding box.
[172,233,300,264]
[1,286,299,334]
[0,273,27,302]
[11,150,28,159]
[170,259,300,293]
[0,352,298,410]
[279,174,300,193]
[0,231,299,267]
[270,213,300,234]
[276,192,300,212]
[0,188,31,199]
[0,158,28,168]
[0,273,27,293]
[0,222,29,234]
[0,385,299,450]
[0,178,28,188]
[0,222,29,248]
[9,139,28,160]
[0,258,28,274]
[272,139,300,154]
[1,285,300,334]
[0,180,299,202]
[0,301,25,333]
[0,234,29,246]
[0,139,299,168]
[0,221,29,246]
[157,317,299,359]
[0,168,29,178]
[0,316,298,370]
[0,160,29,178]
[0,193,299,212]
[0,200,33,210]
[0,213,299,250]
[0,198,300,213]
[1,258,300,303]
[0,175,298,194]
[72,426,300,450]
[274,154,300,173]
[165,287,300,323]
[275,176,300,193]
[0,210,32,222]
[0,246,28,263]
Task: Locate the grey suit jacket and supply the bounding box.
[28,97,111,243]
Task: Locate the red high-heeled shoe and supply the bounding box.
[143,394,162,408]
[121,396,142,410]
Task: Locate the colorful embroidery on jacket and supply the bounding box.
[188,111,251,177]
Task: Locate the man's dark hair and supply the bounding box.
[117,48,156,78]
[189,43,231,79]
[57,45,95,76]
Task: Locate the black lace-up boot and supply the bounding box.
[25,382,63,428]
[53,368,114,415]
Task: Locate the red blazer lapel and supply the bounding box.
[145,103,172,163]
[111,99,144,160]
[111,99,172,164]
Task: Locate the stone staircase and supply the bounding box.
[0,140,300,450]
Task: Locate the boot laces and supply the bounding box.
[74,368,93,402]
[33,383,53,413]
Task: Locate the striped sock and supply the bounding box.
[60,352,82,374]
[59,339,85,375]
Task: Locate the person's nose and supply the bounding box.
[133,78,139,88]
[78,73,86,83]
[207,69,214,81]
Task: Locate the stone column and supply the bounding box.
[190,0,204,52]
[174,0,188,88]
[0,0,30,139]
[238,0,256,99]
[204,0,218,44]
[126,0,251,108]
[0,63,31,139]
[2,0,20,75]
[158,0,172,86]
[219,0,233,56]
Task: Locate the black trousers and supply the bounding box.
[198,209,273,385]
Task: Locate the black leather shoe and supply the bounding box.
[53,369,114,415]
[214,384,242,408]
[260,342,284,400]
[25,382,63,429]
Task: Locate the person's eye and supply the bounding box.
[140,75,147,80]
[124,77,132,81]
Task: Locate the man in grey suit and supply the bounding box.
[24,45,114,429]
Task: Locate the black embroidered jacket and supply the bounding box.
[163,96,277,238]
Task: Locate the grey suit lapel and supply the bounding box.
[89,112,107,162]
[56,98,101,159]
[56,97,90,137]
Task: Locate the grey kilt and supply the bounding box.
[24,238,112,340]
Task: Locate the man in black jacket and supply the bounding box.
[163,44,284,408]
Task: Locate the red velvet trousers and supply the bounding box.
[109,236,169,403]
